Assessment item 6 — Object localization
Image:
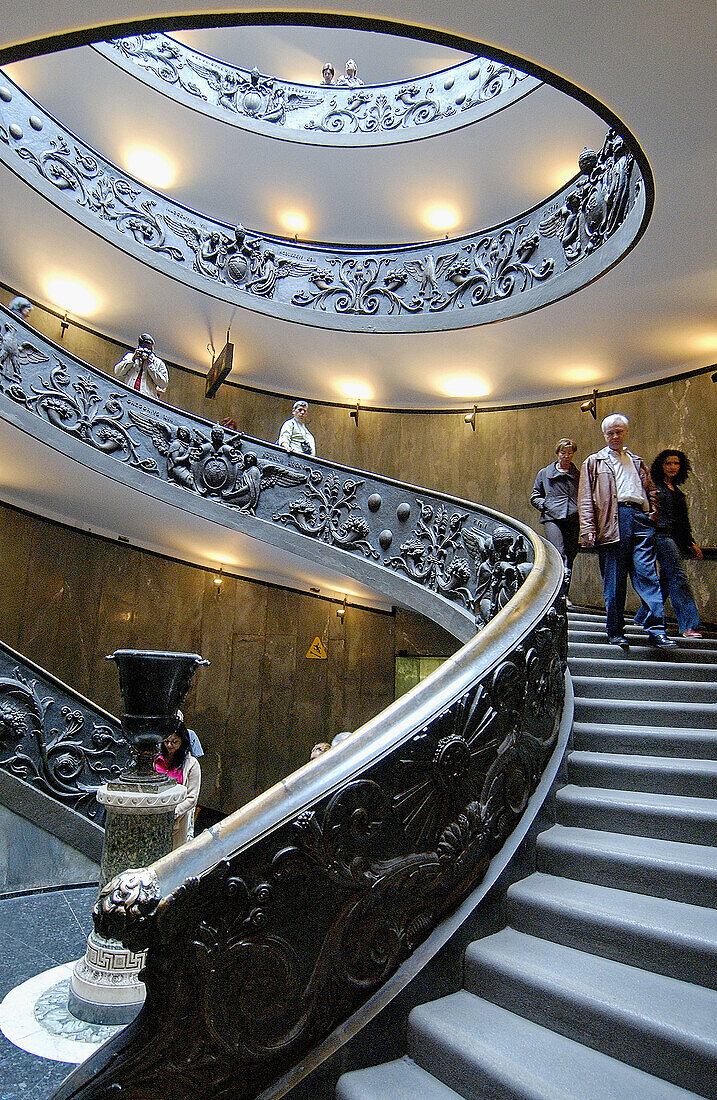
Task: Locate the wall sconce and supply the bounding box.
[464,405,478,431]
[580,388,598,419]
[350,400,360,426]
[336,595,347,620]
[60,311,70,339]
[213,566,223,594]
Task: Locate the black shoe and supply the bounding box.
[608,635,630,650]
[647,632,677,649]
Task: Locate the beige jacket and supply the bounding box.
[578,446,658,545]
[173,754,201,848]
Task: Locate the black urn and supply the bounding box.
[107,650,209,782]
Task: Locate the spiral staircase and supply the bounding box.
[337,609,717,1100]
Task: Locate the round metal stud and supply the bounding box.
[367,493,382,512]
[8,123,23,140]
[29,116,43,131]
[378,530,393,550]
[443,77,455,90]
[396,503,411,522]
[0,88,12,102]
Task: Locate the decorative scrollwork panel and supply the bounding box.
[0,304,534,627]
[93,34,539,146]
[70,601,566,1100]
[0,643,129,820]
[0,67,646,331]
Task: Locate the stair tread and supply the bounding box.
[557,783,717,815]
[337,1057,464,1100]
[408,989,700,1100]
[573,721,717,739]
[539,823,717,872]
[569,657,716,677]
[464,929,717,1076]
[569,641,717,662]
[568,750,717,775]
[509,873,717,948]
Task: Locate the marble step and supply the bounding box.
[536,825,717,907]
[572,721,717,758]
[464,928,717,1098]
[507,872,717,988]
[566,751,717,797]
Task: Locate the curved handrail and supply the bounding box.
[92,34,540,146]
[0,303,535,638]
[0,69,648,332]
[0,636,128,828]
[0,311,570,1098]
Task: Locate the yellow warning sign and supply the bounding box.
[306,636,328,660]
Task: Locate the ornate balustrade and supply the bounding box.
[0,309,571,1099]
[0,638,128,826]
[0,68,647,331]
[93,34,539,146]
[0,304,536,636]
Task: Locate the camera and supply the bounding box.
[301,440,312,455]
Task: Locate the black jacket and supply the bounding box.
[530,462,580,523]
[654,484,695,554]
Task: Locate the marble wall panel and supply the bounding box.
[89,542,141,712]
[255,634,298,794]
[0,505,32,648]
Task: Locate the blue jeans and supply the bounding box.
[635,535,700,633]
[597,504,665,639]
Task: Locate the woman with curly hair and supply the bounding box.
[642,449,703,638]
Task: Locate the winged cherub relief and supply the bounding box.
[127,410,307,513]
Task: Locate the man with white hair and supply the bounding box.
[277,399,316,456]
[578,413,676,649]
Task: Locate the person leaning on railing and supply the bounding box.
[277,398,316,456]
[154,722,201,847]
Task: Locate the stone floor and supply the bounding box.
[0,884,99,1099]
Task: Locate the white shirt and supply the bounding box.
[606,447,647,507]
[114,350,168,400]
[278,417,316,456]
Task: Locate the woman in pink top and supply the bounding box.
[154,724,201,848]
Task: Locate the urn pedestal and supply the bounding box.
[68,650,207,1025]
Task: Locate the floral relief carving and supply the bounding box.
[98,35,533,143]
[0,72,642,332]
[71,606,565,1100]
[0,658,128,819]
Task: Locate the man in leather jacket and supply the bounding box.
[578,414,676,649]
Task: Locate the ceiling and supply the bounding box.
[0,1,714,412]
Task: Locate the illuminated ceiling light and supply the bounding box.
[336,380,373,402]
[124,146,175,189]
[560,364,605,386]
[689,331,717,355]
[278,209,309,236]
[421,203,461,234]
[439,375,490,399]
[44,276,99,317]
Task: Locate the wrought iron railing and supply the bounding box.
[0,309,570,1098]
[0,67,647,331]
[93,34,539,145]
[0,638,128,823]
[0,304,535,636]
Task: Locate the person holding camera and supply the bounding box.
[114,332,168,401]
[278,399,316,456]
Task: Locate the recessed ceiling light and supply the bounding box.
[560,364,605,385]
[421,203,460,233]
[336,380,373,401]
[124,146,176,189]
[439,375,490,399]
[278,209,309,235]
[44,276,99,317]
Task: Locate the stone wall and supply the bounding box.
[13,292,716,623]
[0,502,456,816]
